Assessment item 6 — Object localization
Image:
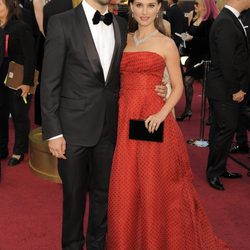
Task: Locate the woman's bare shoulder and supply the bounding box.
[157,35,176,50]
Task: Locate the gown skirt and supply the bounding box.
[106,52,229,250]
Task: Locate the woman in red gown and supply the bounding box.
[106,0,229,249]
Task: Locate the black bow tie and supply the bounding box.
[92,10,113,26]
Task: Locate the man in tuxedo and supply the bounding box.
[206,0,250,191]
[165,0,185,47]
[41,0,166,248]
[41,0,127,249]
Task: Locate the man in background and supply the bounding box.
[206,0,250,191]
[165,0,186,47]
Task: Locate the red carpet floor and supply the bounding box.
[0,82,250,250]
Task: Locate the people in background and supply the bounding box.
[164,0,185,47]
[0,0,35,166]
[176,0,218,121]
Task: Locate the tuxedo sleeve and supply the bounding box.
[41,15,66,140]
[213,19,242,95]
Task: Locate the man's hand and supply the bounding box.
[155,80,168,100]
[48,137,67,159]
[232,90,246,103]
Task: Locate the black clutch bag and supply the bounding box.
[129,119,164,142]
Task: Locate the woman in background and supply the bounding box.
[106,0,229,249]
[176,0,218,121]
[0,0,35,166]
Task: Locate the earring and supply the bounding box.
[156,13,159,18]
[132,12,134,18]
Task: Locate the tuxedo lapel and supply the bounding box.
[106,15,122,84]
[75,5,105,83]
[223,8,248,48]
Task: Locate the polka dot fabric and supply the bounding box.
[106,52,229,250]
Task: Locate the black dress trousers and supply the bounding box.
[0,85,32,155]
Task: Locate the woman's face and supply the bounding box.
[130,0,161,27]
[194,0,206,15]
[0,0,8,21]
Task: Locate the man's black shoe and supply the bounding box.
[207,177,224,190]
[230,145,249,154]
[221,171,242,179]
[8,154,24,167]
[0,151,8,160]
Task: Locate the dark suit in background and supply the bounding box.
[41,4,127,249]
[43,0,73,36]
[165,3,185,47]
[20,3,40,40]
[206,7,249,180]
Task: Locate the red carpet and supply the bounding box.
[0,82,249,249]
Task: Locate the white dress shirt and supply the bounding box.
[82,0,115,81]
[48,0,115,141]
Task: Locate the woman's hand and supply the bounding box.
[17,85,30,98]
[145,111,167,133]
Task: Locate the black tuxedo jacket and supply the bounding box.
[165,4,185,46]
[206,8,249,101]
[41,5,127,146]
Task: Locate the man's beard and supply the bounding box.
[95,0,111,6]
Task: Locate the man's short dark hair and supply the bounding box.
[173,0,178,3]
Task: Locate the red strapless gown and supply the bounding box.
[106,52,229,250]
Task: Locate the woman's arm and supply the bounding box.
[145,38,183,132]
